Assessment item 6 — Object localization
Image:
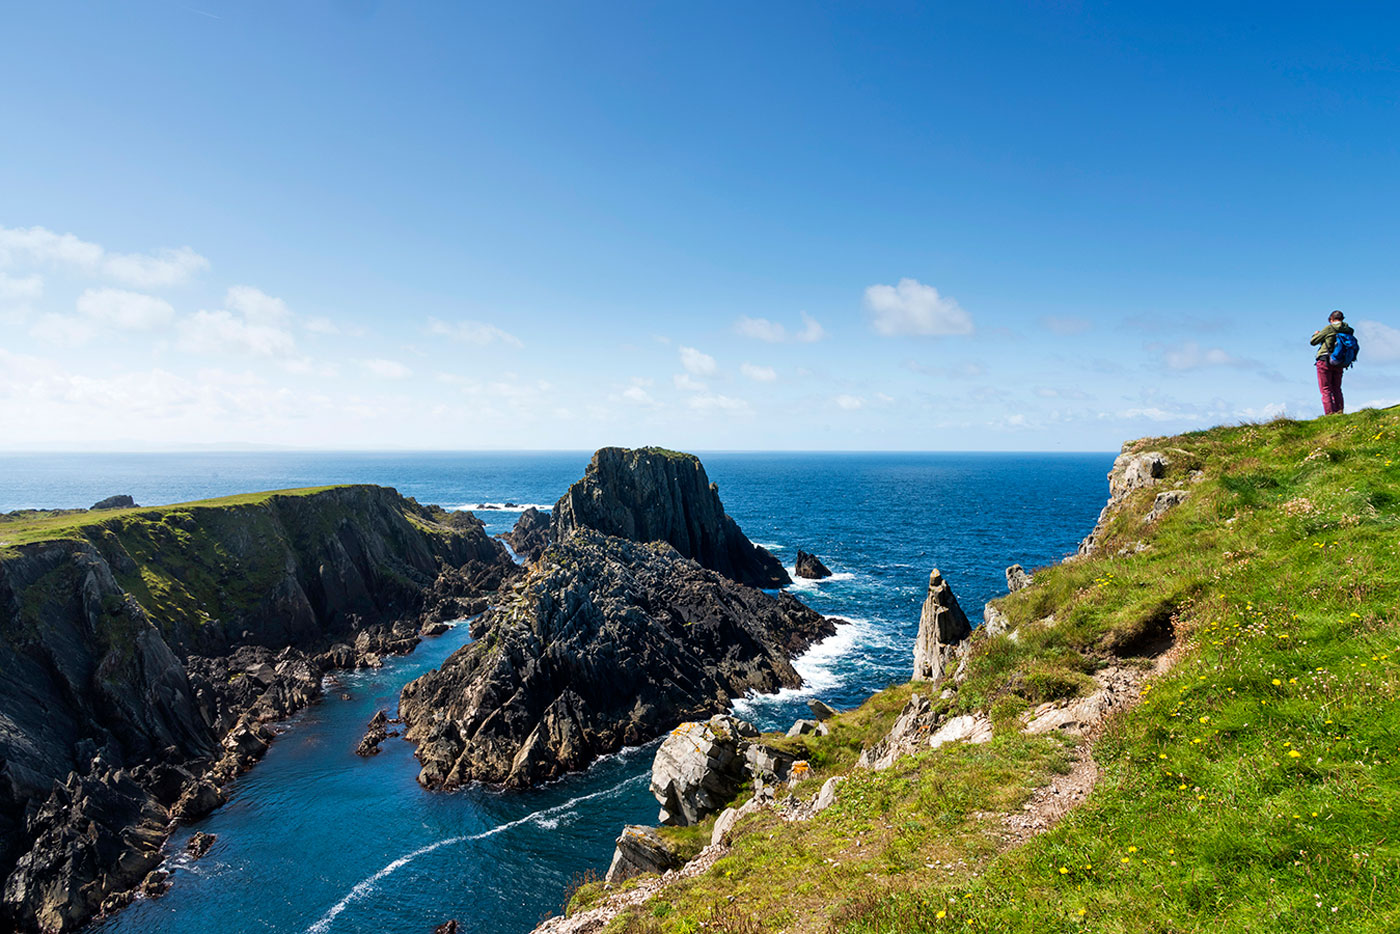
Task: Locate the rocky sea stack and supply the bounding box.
[551,447,790,589]
[400,447,836,789]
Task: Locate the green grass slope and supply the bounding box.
[587,407,1400,934]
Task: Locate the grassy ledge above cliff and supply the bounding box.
[581,407,1400,934]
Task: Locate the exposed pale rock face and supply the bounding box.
[983,603,1011,637]
[1079,450,1172,556]
[400,534,833,789]
[1005,564,1032,592]
[650,716,758,827]
[551,447,790,589]
[928,714,993,750]
[606,826,683,883]
[912,569,972,683]
[1145,489,1190,523]
[794,550,832,580]
[1109,451,1170,501]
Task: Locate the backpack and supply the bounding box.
[1330,331,1360,368]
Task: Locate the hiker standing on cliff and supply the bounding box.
[1310,310,1358,415]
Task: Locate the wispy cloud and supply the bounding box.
[1355,320,1400,363]
[1039,315,1091,335]
[0,225,209,288]
[734,311,825,343]
[362,358,412,379]
[426,316,523,347]
[679,345,717,376]
[864,278,972,337]
[178,286,297,357]
[740,363,777,382]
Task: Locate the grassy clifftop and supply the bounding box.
[585,406,1400,933]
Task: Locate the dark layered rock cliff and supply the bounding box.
[0,485,514,932]
[551,447,790,589]
[501,507,551,563]
[399,530,834,788]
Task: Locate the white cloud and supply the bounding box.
[733,311,825,343]
[0,271,42,302]
[76,288,175,330]
[0,225,208,287]
[621,385,658,406]
[679,346,717,375]
[1161,341,1238,370]
[688,393,749,413]
[102,246,209,288]
[29,313,96,345]
[363,358,412,379]
[740,363,777,382]
[674,373,708,392]
[226,285,290,324]
[426,316,524,347]
[735,316,787,342]
[835,394,864,410]
[864,278,972,337]
[179,309,297,357]
[305,316,340,335]
[1355,320,1400,363]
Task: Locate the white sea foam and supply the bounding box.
[753,542,784,552]
[448,503,551,513]
[731,616,893,719]
[783,568,856,593]
[304,772,646,933]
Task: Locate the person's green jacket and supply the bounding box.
[1311,322,1355,361]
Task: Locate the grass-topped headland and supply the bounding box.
[573,406,1400,934]
[0,486,346,552]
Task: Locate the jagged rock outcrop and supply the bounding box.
[90,495,136,511]
[983,602,1011,637]
[1005,564,1032,592]
[794,550,832,580]
[1145,489,1189,522]
[356,710,391,757]
[912,569,971,683]
[0,485,515,932]
[551,447,790,589]
[0,764,166,932]
[808,699,837,720]
[650,716,758,827]
[501,507,552,563]
[185,832,215,860]
[605,826,683,883]
[1079,450,1171,556]
[400,532,833,788]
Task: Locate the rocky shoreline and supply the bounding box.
[0,485,518,932]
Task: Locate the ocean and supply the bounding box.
[0,451,1113,934]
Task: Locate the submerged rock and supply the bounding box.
[551,447,790,589]
[400,532,834,789]
[185,832,216,860]
[912,569,972,683]
[794,550,832,580]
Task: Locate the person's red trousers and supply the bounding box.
[1316,359,1345,414]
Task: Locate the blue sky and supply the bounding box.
[1,1,1397,451]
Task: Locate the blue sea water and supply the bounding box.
[0,451,1113,934]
